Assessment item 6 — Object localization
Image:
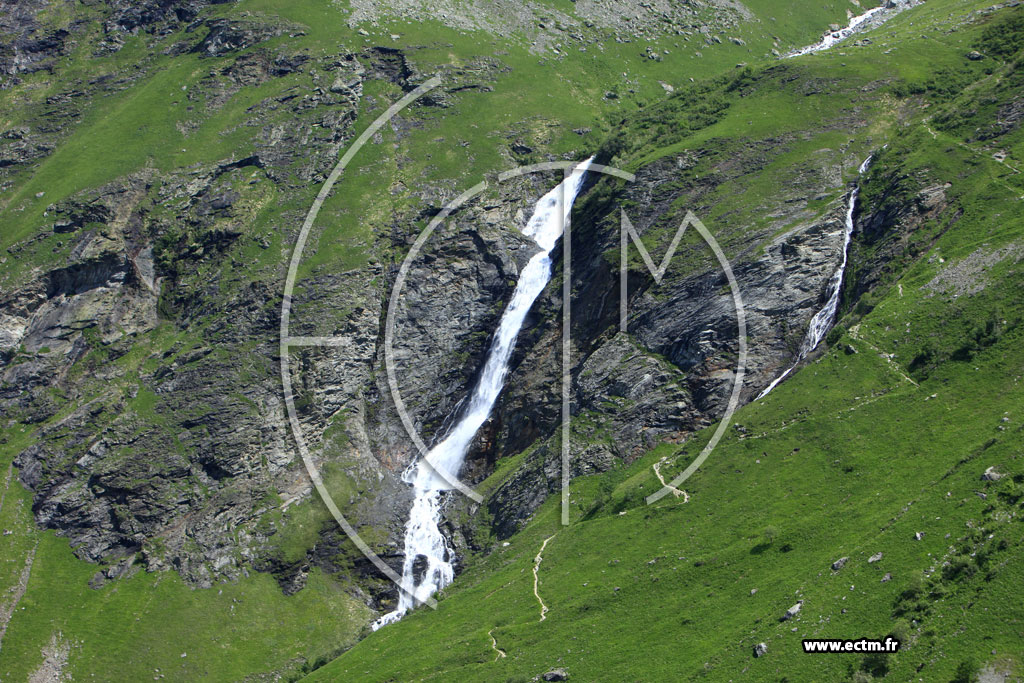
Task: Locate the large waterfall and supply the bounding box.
[373,159,594,628]
[757,155,872,400]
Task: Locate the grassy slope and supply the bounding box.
[0,0,863,679]
[309,2,1024,681]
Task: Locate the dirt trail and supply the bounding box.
[532,535,556,622]
[487,628,506,660]
[924,121,1023,198]
[849,325,919,387]
[652,459,689,502]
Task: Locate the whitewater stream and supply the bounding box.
[786,0,919,57]
[373,159,594,628]
[757,0,907,399]
[757,155,873,399]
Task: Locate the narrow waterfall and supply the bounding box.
[786,0,918,57]
[757,155,872,400]
[373,158,594,629]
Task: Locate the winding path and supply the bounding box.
[487,628,507,660]
[652,459,689,502]
[532,535,557,622]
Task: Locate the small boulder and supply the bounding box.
[881,573,892,583]
[966,50,985,61]
[914,532,925,541]
[868,552,883,563]
[543,668,569,681]
[781,601,803,621]
[981,466,1003,482]
[754,642,768,658]
[832,557,849,571]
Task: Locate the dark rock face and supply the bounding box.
[466,140,864,540]
[848,160,951,306]
[0,126,53,171]
[192,18,294,58]
[363,46,418,91]
[369,181,545,446]
[0,0,71,82]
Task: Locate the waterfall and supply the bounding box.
[757,155,872,400]
[786,0,918,58]
[373,158,594,629]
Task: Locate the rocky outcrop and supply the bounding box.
[0,38,381,589]
[191,17,298,58]
[0,0,72,83]
[0,17,533,602]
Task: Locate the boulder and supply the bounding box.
[981,466,1003,482]
[781,601,803,621]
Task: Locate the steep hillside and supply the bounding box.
[1,0,1022,680]
[310,0,1024,680]
[0,0,873,679]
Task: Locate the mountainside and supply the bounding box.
[1,0,1022,681]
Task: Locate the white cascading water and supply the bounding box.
[757,154,872,400]
[786,0,918,57]
[373,158,595,629]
